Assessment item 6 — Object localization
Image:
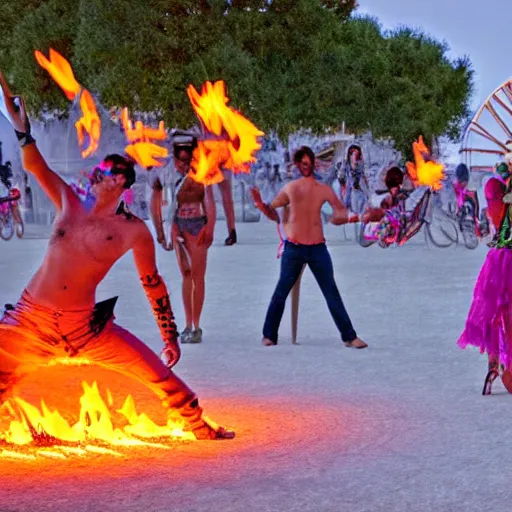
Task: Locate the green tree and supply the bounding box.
[1,0,473,156]
[4,0,78,113]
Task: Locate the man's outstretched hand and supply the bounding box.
[162,338,181,369]
[362,207,385,223]
[0,71,30,135]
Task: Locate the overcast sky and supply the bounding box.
[357,0,511,110]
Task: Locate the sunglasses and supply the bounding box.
[88,166,115,184]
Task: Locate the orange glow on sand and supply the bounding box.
[186,81,264,185]
[35,48,101,159]
[405,136,445,191]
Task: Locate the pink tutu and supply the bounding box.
[458,248,512,368]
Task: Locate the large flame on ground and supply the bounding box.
[405,136,445,191]
[0,377,194,459]
[35,48,101,159]
[186,81,264,185]
[121,107,169,168]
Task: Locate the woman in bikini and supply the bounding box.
[151,140,216,344]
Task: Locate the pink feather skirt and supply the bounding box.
[458,247,512,368]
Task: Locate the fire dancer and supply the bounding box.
[151,137,216,344]
[0,73,233,439]
[458,159,512,395]
[251,146,368,348]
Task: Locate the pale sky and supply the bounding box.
[357,0,511,110]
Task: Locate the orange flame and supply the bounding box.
[186,81,264,185]
[121,107,169,168]
[0,380,194,458]
[34,48,81,101]
[75,90,101,158]
[121,108,167,143]
[35,48,101,159]
[405,136,445,191]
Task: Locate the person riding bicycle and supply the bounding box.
[365,166,412,221]
[0,161,23,232]
[453,163,488,237]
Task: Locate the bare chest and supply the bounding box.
[49,217,128,264]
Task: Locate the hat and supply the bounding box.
[170,128,200,152]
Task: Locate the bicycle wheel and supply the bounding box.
[460,78,512,172]
[425,218,458,248]
[463,232,479,249]
[358,222,376,248]
[15,219,24,239]
[0,216,14,241]
[459,209,480,250]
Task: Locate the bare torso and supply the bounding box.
[280,178,332,245]
[26,201,142,310]
[176,176,205,218]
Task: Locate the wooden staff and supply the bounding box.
[290,264,306,344]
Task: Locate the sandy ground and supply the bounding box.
[0,221,510,512]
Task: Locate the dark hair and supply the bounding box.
[455,163,470,183]
[385,166,404,190]
[347,144,362,159]
[293,146,315,168]
[103,154,136,189]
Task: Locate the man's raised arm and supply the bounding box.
[132,223,180,368]
[0,71,72,211]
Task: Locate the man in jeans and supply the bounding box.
[251,146,368,348]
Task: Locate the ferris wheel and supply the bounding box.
[460,78,512,173]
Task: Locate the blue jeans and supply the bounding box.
[263,242,357,343]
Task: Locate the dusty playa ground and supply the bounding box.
[1,222,512,512]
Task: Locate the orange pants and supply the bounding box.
[0,291,194,411]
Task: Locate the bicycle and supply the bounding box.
[358,187,458,248]
[445,190,489,250]
[0,188,23,241]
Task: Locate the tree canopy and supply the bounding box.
[0,0,473,157]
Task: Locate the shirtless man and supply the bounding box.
[0,73,233,440]
[251,146,368,348]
